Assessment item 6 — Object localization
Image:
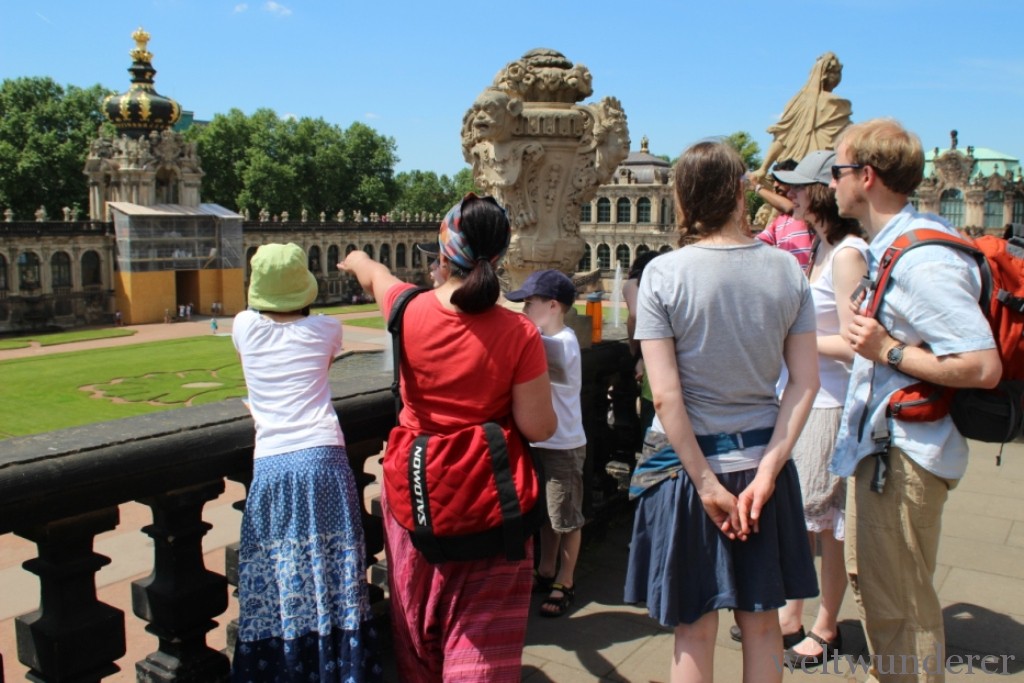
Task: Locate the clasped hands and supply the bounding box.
[697,472,775,542]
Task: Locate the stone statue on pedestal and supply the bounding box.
[461,48,629,288]
[750,52,852,182]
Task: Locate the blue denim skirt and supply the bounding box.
[624,459,819,627]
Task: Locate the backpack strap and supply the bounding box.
[407,434,445,563]
[865,229,990,319]
[482,422,527,562]
[387,287,429,416]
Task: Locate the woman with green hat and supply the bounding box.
[231,242,381,681]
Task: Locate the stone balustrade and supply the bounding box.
[0,341,638,681]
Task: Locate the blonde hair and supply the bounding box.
[837,118,924,196]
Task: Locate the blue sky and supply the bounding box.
[3,1,1023,176]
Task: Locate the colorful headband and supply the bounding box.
[437,193,510,270]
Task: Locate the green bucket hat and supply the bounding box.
[247,243,319,312]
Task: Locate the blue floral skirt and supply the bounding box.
[231,446,382,682]
[624,460,819,627]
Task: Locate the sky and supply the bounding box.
[3,1,1024,177]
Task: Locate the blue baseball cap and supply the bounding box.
[505,269,577,306]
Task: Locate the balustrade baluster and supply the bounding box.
[14,508,125,683]
[131,481,229,682]
[221,471,251,657]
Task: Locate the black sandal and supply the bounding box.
[533,570,555,594]
[539,582,575,618]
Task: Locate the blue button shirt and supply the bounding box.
[831,205,996,480]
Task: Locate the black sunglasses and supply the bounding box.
[830,164,864,180]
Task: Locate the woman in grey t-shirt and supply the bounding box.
[624,140,821,683]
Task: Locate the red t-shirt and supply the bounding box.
[383,283,548,434]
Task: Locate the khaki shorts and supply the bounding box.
[533,445,586,533]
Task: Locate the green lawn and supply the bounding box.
[0,327,137,350]
[0,336,244,440]
[314,303,380,315]
[344,316,386,329]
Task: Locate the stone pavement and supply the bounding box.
[2,316,1023,680]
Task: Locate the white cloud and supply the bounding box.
[264,1,292,16]
[365,112,380,120]
[234,3,249,12]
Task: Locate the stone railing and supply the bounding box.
[0,342,638,681]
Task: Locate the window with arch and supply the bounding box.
[1014,193,1024,224]
[412,248,422,268]
[636,244,651,259]
[363,244,374,260]
[637,197,651,223]
[51,252,71,288]
[578,244,592,271]
[380,244,391,267]
[616,244,630,269]
[616,198,631,223]
[308,245,322,272]
[940,189,964,227]
[984,191,1005,229]
[659,244,673,254]
[18,251,41,290]
[81,250,101,287]
[597,244,611,270]
[0,254,7,291]
[327,245,340,269]
[396,243,407,268]
[345,244,357,255]
[580,203,592,222]
[596,198,611,223]
[246,247,258,278]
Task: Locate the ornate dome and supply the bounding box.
[618,136,671,184]
[103,28,181,139]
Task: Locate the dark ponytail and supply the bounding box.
[449,197,509,314]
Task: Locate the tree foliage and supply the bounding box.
[186,109,399,216]
[0,77,112,219]
[391,167,481,216]
[726,131,762,171]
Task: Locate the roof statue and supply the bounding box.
[750,52,852,182]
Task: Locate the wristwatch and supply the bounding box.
[886,343,907,370]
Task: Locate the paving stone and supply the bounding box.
[937,535,1024,580]
[939,567,1024,623]
[939,510,1012,544]
[1009,521,1024,550]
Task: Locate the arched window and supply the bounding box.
[616,244,630,269]
[380,244,391,267]
[1014,193,1024,224]
[597,244,611,270]
[659,244,673,254]
[578,244,592,271]
[327,245,340,269]
[81,250,101,287]
[308,245,322,272]
[412,248,422,268]
[345,244,357,255]
[636,244,650,258]
[396,243,407,268]
[0,254,7,291]
[580,203,592,222]
[984,191,1005,229]
[616,198,631,223]
[18,251,41,290]
[596,198,611,223]
[637,197,651,223]
[363,244,374,260]
[51,252,71,288]
[246,247,258,278]
[940,189,964,227]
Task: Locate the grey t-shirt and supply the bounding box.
[636,241,815,437]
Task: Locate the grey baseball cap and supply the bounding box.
[772,150,836,186]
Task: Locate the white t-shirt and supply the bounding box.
[534,326,587,450]
[232,310,345,458]
[810,235,870,408]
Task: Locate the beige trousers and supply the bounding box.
[845,446,955,683]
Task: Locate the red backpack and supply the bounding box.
[866,230,1024,450]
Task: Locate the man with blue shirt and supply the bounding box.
[831,118,1001,682]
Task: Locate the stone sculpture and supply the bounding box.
[461,48,629,288]
[751,52,852,182]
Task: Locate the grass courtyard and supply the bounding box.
[0,335,245,440]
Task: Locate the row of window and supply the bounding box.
[580,197,674,224]
[1,251,103,292]
[937,189,1024,228]
[577,243,673,271]
[247,242,428,276]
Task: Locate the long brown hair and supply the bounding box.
[805,184,863,244]
[674,141,746,241]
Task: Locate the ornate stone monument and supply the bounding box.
[461,48,629,288]
[750,52,852,182]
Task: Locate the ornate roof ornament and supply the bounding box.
[103,27,181,138]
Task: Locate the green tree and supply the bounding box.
[449,167,480,198]
[0,77,112,219]
[393,170,452,216]
[726,131,762,171]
